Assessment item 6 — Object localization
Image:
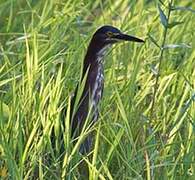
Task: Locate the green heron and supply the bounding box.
[51,25,144,156]
[66,25,144,154]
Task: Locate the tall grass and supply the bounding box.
[0,0,195,179]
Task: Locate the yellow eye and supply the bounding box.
[106,31,113,37]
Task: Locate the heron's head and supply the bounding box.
[84,25,144,64]
[92,25,144,46]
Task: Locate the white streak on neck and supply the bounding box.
[96,45,110,63]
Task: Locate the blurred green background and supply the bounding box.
[0,0,195,179]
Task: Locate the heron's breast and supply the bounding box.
[91,66,104,108]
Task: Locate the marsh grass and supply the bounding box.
[0,0,195,179]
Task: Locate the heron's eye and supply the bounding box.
[106,31,114,37]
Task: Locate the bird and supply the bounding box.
[51,25,144,157]
[66,25,144,154]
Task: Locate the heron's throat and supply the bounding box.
[84,44,111,66]
[96,44,111,63]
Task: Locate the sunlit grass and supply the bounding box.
[0,0,195,179]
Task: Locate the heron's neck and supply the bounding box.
[83,43,110,75]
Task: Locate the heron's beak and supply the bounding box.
[114,33,144,43]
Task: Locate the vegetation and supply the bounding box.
[0,0,195,179]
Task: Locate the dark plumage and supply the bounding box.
[52,25,144,156]
[69,25,144,154]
